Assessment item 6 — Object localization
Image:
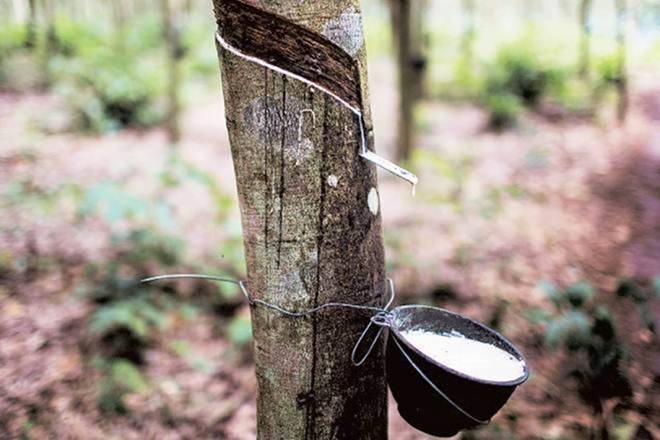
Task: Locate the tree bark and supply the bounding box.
[614,0,628,122]
[390,0,427,162]
[578,0,593,78]
[211,1,388,438]
[43,0,56,51]
[25,0,37,48]
[160,0,182,144]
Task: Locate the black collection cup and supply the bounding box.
[385,305,530,437]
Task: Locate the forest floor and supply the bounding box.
[1,62,659,439]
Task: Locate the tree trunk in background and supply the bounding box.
[410,0,428,103]
[111,0,126,46]
[25,0,37,48]
[211,0,388,438]
[578,0,593,78]
[460,0,476,74]
[390,0,428,161]
[614,0,628,122]
[43,0,56,51]
[160,0,182,144]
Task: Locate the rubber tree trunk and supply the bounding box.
[43,0,56,51]
[25,0,37,48]
[578,0,593,78]
[211,1,388,438]
[614,0,628,122]
[160,0,182,144]
[390,0,428,162]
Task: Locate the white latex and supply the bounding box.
[400,330,525,382]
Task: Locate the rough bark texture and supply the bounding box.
[212,1,388,438]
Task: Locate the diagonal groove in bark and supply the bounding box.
[216,0,362,109]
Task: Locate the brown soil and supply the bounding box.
[1,64,658,439]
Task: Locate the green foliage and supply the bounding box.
[480,41,566,128]
[48,16,165,132]
[80,225,193,413]
[74,167,250,415]
[564,281,594,307]
[76,178,186,391]
[485,46,555,107]
[227,315,253,347]
[0,23,28,67]
[179,20,221,78]
[483,93,523,130]
[43,11,221,132]
[595,53,624,86]
[544,310,591,350]
[51,52,164,132]
[82,227,184,361]
[616,278,658,334]
[0,23,45,91]
[95,357,148,414]
[79,182,175,231]
[536,280,633,412]
[48,19,97,56]
[549,77,595,116]
[585,53,626,114]
[448,60,483,100]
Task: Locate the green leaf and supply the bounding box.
[228,315,252,347]
[537,280,561,306]
[136,299,167,329]
[523,307,551,324]
[545,311,590,349]
[653,276,660,299]
[565,282,593,307]
[111,360,148,393]
[179,303,199,321]
[169,340,190,357]
[218,281,240,300]
[90,303,149,339]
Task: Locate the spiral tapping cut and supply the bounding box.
[214,0,418,189]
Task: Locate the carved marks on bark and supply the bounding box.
[215,0,364,109]
[214,1,387,437]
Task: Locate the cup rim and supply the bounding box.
[389,304,530,386]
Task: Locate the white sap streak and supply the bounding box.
[400,330,526,382]
[215,31,418,188]
[368,187,379,215]
[215,31,361,115]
